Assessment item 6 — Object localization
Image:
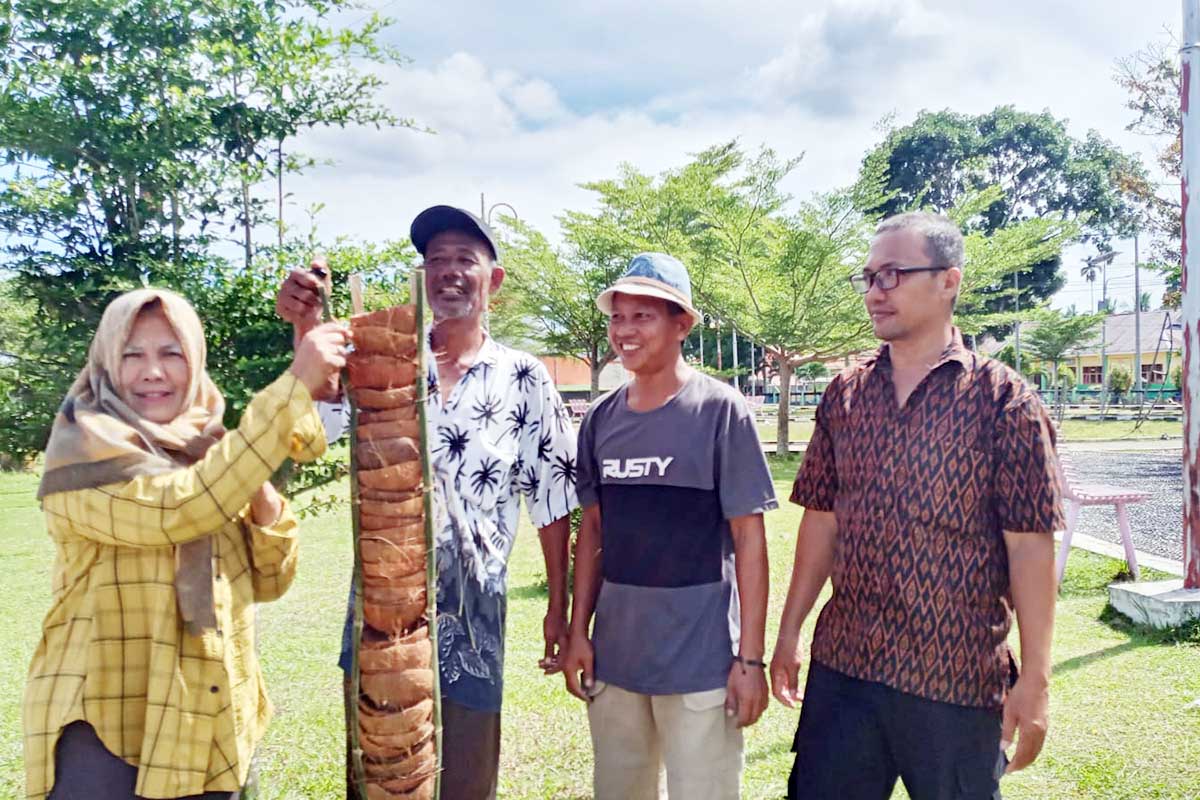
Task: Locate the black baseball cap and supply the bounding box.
[409,205,500,260]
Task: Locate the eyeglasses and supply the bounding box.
[848,265,949,294]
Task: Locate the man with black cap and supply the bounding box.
[277,206,579,799]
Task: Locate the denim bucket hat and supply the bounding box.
[596,252,702,326]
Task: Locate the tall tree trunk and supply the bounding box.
[590,362,601,400]
[1054,361,1066,424]
[170,190,181,265]
[241,167,253,269]
[277,139,285,250]
[776,356,792,458]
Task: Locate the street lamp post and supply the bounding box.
[1085,251,1118,405]
[480,193,519,227]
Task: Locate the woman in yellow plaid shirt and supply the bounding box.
[24,288,349,800]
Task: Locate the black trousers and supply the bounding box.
[48,721,239,800]
[788,663,1006,800]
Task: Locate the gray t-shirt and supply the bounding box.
[576,372,778,695]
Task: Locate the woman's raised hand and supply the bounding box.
[290,322,350,397]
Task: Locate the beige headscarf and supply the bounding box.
[39,288,227,634]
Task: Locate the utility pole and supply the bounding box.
[1109,0,1200,626]
[1014,269,1021,374]
[1085,252,1118,404]
[732,327,740,392]
[715,319,723,371]
[1101,257,1109,405]
[1135,233,1143,397]
[1183,0,1200,588]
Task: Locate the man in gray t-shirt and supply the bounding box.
[563,253,777,800]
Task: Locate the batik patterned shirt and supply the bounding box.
[790,331,1064,709]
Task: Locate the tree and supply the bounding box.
[1080,262,1099,311]
[548,142,1074,454]
[0,0,411,462]
[862,106,1149,325]
[1108,364,1133,399]
[1023,311,1104,417]
[497,217,623,397]
[1115,36,1182,288]
[549,142,878,453]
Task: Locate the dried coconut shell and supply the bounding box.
[363,738,436,781]
[352,327,418,359]
[357,437,421,471]
[359,495,424,519]
[365,774,436,800]
[358,405,417,425]
[358,698,433,737]
[361,545,425,577]
[360,722,434,761]
[358,521,425,545]
[352,305,417,335]
[360,536,425,569]
[347,357,417,391]
[363,595,426,635]
[353,386,417,410]
[359,486,423,504]
[361,667,435,712]
[363,577,427,606]
[358,462,422,492]
[358,418,422,441]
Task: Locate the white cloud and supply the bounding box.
[270,0,1180,320]
[752,0,949,112]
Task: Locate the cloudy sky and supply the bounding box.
[284,0,1182,312]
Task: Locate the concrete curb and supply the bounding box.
[1055,530,1184,577]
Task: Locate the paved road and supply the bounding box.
[1062,445,1184,563]
[763,437,1189,563]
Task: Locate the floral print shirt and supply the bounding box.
[427,336,578,712]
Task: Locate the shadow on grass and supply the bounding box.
[766,454,805,483]
[746,735,796,764]
[1052,640,1142,674]
[1098,603,1200,646]
[510,579,550,601]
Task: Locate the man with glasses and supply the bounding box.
[771,211,1063,800]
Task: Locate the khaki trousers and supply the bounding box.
[587,680,744,800]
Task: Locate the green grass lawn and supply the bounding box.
[1056,419,1182,441]
[755,417,1182,445]
[2,468,1199,799]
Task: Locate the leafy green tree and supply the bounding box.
[862,106,1149,321]
[520,141,1075,452]
[1108,364,1133,399]
[496,217,622,397]
[550,142,878,453]
[0,0,411,462]
[1115,36,1181,288]
[1023,311,1104,416]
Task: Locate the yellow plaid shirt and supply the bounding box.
[24,373,326,799]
